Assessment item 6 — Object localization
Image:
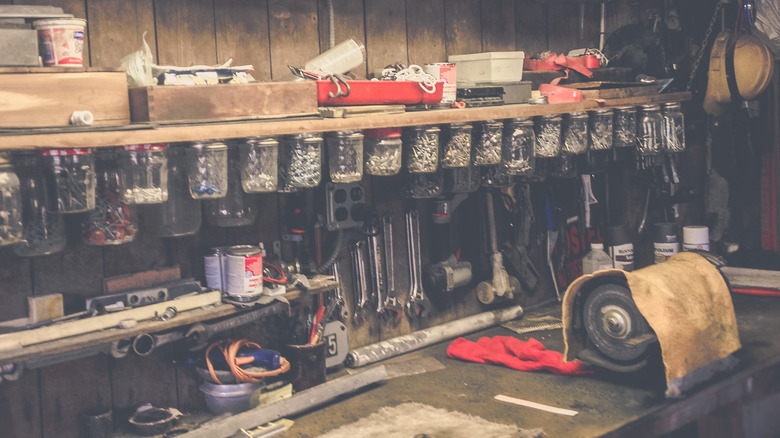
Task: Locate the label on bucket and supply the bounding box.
[36,20,85,66]
[225,251,263,297]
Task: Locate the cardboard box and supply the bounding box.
[0,67,130,128]
[448,51,525,85]
[128,81,318,123]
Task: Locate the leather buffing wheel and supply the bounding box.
[583,281,653,363]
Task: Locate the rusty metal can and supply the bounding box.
[224,245,264,301]
[423,63,456,105]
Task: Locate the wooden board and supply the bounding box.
[364,0,408,76]
[154,0,217,66]
[86,0,157,68]
[20,0,89,64]
[481,0,516,52]
[563,82,659,99]
[516,0,548,56]
[444,0,482,56]
[268,0,320,80]
[406,0,447,66]
[319,105,405,118]
[317,0,367,78]
[103,266,181,294]
[215,0,272,82]
[0,70,130,127]
[128,81,319,123]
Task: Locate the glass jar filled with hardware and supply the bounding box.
[473,120,503,166]
[205,143,259,227]
[588,109,614,151]
[561,112,589,155]
[40,148,95,213]
[118,143,168,204]
[83,149,137,246]
[279,133,323,190]
[402,170,443,198]
[662,102,686,153]
[533,114,563,158]
[145,145,202,237]
[13,153,66,256]
[637,104,664,157]
[239,136,278,193]
[187,140,228,199]
[404,125,440,173]
[613,106,637,148]
[550,154,578,179]
[0,153,22,247]
[502,117,535,175]
[326,130,364,183]
[363,128,402,176]
[440,123,472,168]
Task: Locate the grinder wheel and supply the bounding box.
[583,282,652,363]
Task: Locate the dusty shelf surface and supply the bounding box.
[0,92,690,150]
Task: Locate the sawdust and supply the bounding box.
[314,402,544,438]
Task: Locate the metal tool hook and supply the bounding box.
[327,74,351,99]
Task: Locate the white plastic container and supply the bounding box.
[304,38,365,76]
[582,243,614,274]
[447,51,525,85]
[683,225,710,251]
[34,18,87,67]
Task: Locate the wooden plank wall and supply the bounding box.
[0,1,649,437]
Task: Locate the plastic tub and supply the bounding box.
[34,18,86,67]
[448,51,525,84]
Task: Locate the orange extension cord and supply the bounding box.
[205,339,290,385]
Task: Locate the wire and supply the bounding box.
[263,259,287,284]
[205,339,291,384]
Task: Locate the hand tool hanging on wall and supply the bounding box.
[379,215,403,325]
[349,240,371,326]
[405,210,432,319]
[423,194,472,294]
[477,190,521,305]
[364,215,402,325]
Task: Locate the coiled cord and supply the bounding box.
[205,339,290,384]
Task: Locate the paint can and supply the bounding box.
[204,247,227,291]
[224,245,263,301]
[682,225,710,252]
[653,222,680,263]
[423,63,457,105]
[33,18,87,67]
[605,224,634,271]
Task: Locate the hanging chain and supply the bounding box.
[686,1,723,91]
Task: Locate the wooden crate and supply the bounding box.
[0,67,130,128]
[128,81,319,123]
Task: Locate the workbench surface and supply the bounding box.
[283,295,780,438]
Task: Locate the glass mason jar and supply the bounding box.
[441,123,472,168]
[204,143,259,227]
[562,112,589,155]
[588,109,614,151]
[534,114,563,158]
[637,104,665,156]
[118,143,168,204]
[363,128,402,176]
[0,153,22,247]
[326,130,364,183]
[145,145,202,237]
[402,169,443,198]
[239,136,278,193]
[13,153,66,256]
[83,149,137,245]
[662,102,686,152]
[481,164,513,188]
[502,117,535,175]
[404,125,440,173]
[279,133,323,190]
[613,106,638,148]
[473,120,503,166]
[40,148,95,213]
[187,140,228,199]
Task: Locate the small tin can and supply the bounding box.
[204,246,227,290]
[423,63,456,105]
[224,245,264,301]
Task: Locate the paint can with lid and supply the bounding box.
[224,245,264,301]
[605,224,634,271]
[423,63,457,105]
[682,225,710,252]
[653,222,680,263]
[204,246,227,291]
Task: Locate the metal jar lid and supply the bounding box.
[411,125,441,134]
[614,106,636,113]
[589,108,614,115]
[567,111,588,119]
[509,116,533,124]
[227,245,262,256]
[662,101,682,111]
[638,103,662,111]
[190,140,228,151]
[330,130,364,140]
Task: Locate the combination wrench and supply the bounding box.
[379,214,403,325]
[350,240,371,326]
[405,210,432,319]
[330,261,350,322]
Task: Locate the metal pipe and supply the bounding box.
[327,0,336,50]
[599,1,606,52]
[345,305,524,368]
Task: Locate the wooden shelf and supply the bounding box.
[0,277,337,371]
[0,92,691,150]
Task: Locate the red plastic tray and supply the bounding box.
[316,80,443,106]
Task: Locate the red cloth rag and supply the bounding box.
[446,336,591,375]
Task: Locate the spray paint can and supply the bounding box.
[653,222,680,263]
[605,224,634,271]
[423,63,456,105]
[224,245,264,302]
[683,225,710,251]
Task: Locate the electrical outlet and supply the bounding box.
[325,182,367,231]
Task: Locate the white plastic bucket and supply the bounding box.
[34,18,87,67]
